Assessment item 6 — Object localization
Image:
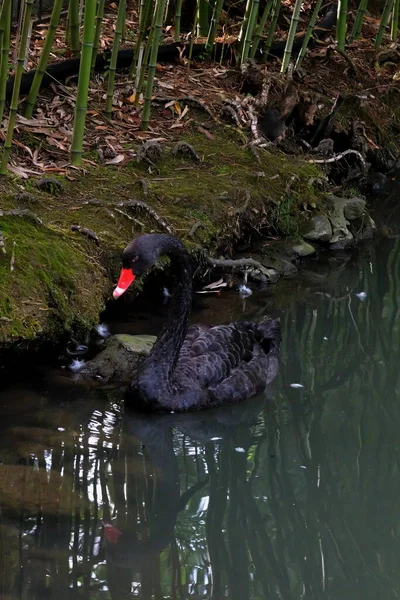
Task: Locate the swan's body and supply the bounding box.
[113,234,281,412]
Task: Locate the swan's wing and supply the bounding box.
[175,320,280,397]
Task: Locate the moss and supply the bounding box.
[0,122,327,345]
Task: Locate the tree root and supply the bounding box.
[117,200,174,234]
[0,208,43,225]
[307,149,368,170]
[206,255,275,280]
[173,142,201,161]
[71,225,100,245]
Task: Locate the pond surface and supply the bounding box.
[1,204,400,599]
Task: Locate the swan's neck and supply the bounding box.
[138,247,192,408]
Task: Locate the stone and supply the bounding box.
[343,197,366,220]
[351,215,377,241]
[301,215,333,243]
[328,196,356,248]
[261,255,298,276]
[82,334,156,383]
[291,238,316,257]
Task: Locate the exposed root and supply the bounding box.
[189,221,205,238]
[206,255,275,280]
[71,225,100,245]
[10,241,16,272]
[173,142,201,161]
[307,149,368,170]
[117,200,174,234]
[0,232,5,254]
[137,140,163,165]
[0,208,43,225]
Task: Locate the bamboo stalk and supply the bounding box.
[241,0,259,63]
[0,0,34,175]
[70,0,97,166]
[0,0,11,124]
[280,0,302,73]
[175,0,183,40]
[134,25,153,105]
[238,0,252,52]
[391,0,399,40]
[197,0,209,37]
[68,0,80,53]
[24,0,64,117]
[375,0,394,49]
[294,0,323,70]
[249,0,273,59]
[105,0,126,117]
[129,0,153,79]
[262,0,281,62]
[336,0,348,51]
[140,0,167,131]
[91,0,105,70]
[205,0,224,52]
[350,0,368,41]
[186,5,198,76]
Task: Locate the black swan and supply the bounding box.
[113,234,281,412]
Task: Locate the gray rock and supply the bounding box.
[291,238,316,257]
[343,197,366,220]
[351,215,377,240]
[82,334,156,383]
[301,215,333,243]
[328,196,355,247]
[261,255,298,276]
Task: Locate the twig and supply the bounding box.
[0,232,6,254]
[114,208,145,228]
[10,241,16,272]
[334,47,359,75]
[189,222,205,238]
[307,149,368,169]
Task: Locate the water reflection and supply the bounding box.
[0,237,400,599]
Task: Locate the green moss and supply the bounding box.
[0,122,327,345]
[0,218,105,342]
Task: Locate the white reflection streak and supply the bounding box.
[317,464,321,488]
[319,535,326,591]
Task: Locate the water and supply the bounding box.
[0,231,400,598]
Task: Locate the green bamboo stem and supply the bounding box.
[197,0,209,37]
[129,0,153,79]
[238,0,252,52]
[0,0,11,124]
[105,0,126,117]
[375,0,394,48]
[336,0,348,51]
[205,0,224,52]
[391,0,399,40]
[350,0,368,41]
[294,0,323,70]
[186,6,198,76]
[280,0,302,72]
[249,0,273,59]
[134,26,153,105]
[262,0,281,62]
[68,0,80,53]
[24,0,64,117]
[91,0,105,70]
[70,0,97,166]
[0,0,34,175]
[141,0,167,131]
[241,0,259,63]
[175,0,183,40]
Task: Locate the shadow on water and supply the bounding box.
[0,234,400,598]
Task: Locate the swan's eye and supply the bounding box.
[131,255,139,263]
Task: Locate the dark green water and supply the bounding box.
[0,232,400,599]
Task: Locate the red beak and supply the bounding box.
[102,521,122,544]
[113,268,136,299]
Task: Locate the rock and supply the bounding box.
[343,197,366,220]
[291,238,316,257]
[261,255,298,276]
[82,334,156,383]
[328,196,356,248]
[351,215,377,241]
[301,215,333,243]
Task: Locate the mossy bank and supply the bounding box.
[0,123,332,346]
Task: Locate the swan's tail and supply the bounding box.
[256,318,281,356]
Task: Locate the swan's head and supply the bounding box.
[113,234,173,299]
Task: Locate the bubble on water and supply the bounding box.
[238,285,252,297]
[356,291,367,301]
[70,359,85,372]
[290,383,304,389]
[96,323,110,338]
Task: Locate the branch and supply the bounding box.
[206,255,275,280]
[117,200,174,234]
[307,149,368,169]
